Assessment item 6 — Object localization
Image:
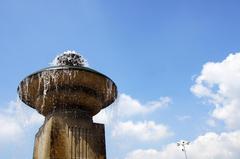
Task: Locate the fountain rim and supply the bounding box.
[18,65,117,89]
[17,65,118,110]
[23,65,115,82]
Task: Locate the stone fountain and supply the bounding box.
[17,52,117,159]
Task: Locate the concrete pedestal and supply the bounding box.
[18,55,117,158]
[33,109,106,159]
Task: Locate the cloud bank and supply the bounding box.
[112,120,172,141]
[125,130,240,159]
[0,99,44,143]
[93,93,171,124]
[93,93,172,142]
[191,53,240,129]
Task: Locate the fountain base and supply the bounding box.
[33,110,106,159]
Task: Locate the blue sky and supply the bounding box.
[1,1,240,159]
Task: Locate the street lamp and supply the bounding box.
[177,140,190,159]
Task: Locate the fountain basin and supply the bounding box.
[18,66,117,116]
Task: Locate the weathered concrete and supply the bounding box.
[18,53,117,159]
[34,109,106,159]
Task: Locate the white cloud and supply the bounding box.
[93,94,173,143]
[112,120,172,141]
[191,53,240,129]
[93,108,112,124]
[93,93,171,124]
[207,118,217,127]
[115,94,171,117]
[0,99,44,143]
[125,131,240,159]
[0,116,22,142]
[126,149,167,159]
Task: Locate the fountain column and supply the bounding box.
[17,52,117,159]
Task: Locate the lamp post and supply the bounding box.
[177,140,190,159]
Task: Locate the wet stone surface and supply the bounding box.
[18,51,117,159]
